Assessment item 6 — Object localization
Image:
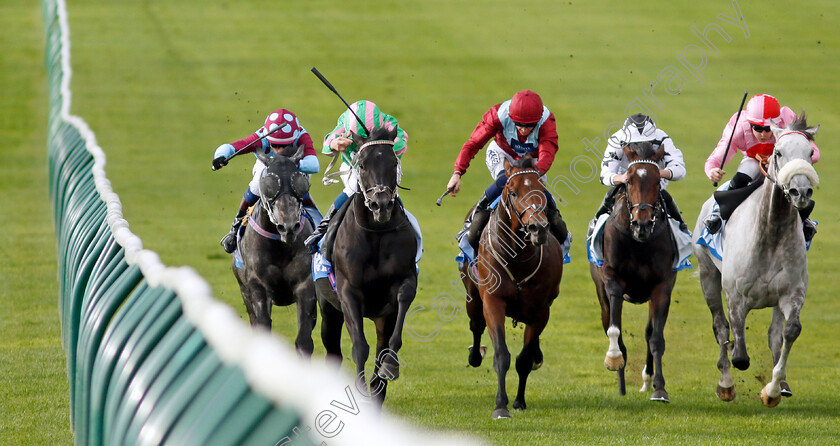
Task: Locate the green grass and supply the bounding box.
[5,0,840,444]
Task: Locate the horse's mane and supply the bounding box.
[512,157,537,170]
[366,126,397,142]
[626,141,657,160]
[787,111,814,141]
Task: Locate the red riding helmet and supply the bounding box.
[745,94,781,126]
[263,109,302,145]
[509,90,544,124]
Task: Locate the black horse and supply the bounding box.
[589,142,676,402]
[232,148,317,357]
[316,127,418,405]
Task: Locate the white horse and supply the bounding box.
[693,113,819,407]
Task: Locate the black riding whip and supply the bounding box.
[714,90,749,186]
[311,67,369,134]
[436,187,455,206]
[211,123,288,171]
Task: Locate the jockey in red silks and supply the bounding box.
[703,94,820,240]
[212,109,320,253]
[445,90,568,250]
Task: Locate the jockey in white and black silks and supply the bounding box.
[593,113,688,231]
[703,94,820,240]
[445,90,568,250]
[212,109,320,253]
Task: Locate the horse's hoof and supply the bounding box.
[604,355,625,371]
[513,399,526,411]
[532,360,543,371]
[780,380,792,397]
[467,345,486,368]
[716,385,736,402]
[492,408,511,419]
[378,361,400,381]
[761,387,782,408]
[650,390,670,403]
[731,356,750,371]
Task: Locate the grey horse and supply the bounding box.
[693,113,819,407]
[232,148,318,357]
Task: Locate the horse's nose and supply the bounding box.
[805,187,813,199]
[276,223,287,233]
[527,223,540,234]
[292,221,301,233]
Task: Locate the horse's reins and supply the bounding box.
[488,168,546,289]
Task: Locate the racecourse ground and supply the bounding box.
[3,0,840,444]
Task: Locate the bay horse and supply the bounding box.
[589,141,676,402]
[461,157,564,419]
[232,147,317,357]
[316,127,417,405]
[693,113,819,407]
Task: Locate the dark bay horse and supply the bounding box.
[589,142,676,402]
[316,127,417,405]
[693,114,819,407]
[232,148,317,357]
[461,157,564,419]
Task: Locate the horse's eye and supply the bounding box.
[509,190,517,198]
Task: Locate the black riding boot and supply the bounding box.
[660,189,687,232]
[705,172,752,234]
[800,199,817,242]
[544,191,568,244]
[305,203,336,255]
[457,193,493,251]
[594,186,621,219]
[220,210,247,254]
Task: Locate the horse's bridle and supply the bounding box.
[259,170,304,228]
[759,131,809,198]
[501,169,546,238]
[624,159,663,225]
[354,139,399,212]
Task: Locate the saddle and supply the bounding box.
[713,176,765,220]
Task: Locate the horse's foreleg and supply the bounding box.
[247,284,272,328]
[767,306,792,397]
[697,255,734,400]
[483,295,511,419]
[293,282,317,358]
[338,289,370,396]
[513,314,548,411]
[369,316,396,406]
[603,278,626,373]
[381,275,417,381]
[641,321,654,393]
[466,283,486,367]
[319,297,344,366]
[727,296,750,371]
[647,284,672,403]
[762,300,802,407]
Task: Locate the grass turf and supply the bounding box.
[4,0,840,444]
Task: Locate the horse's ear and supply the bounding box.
[804,124,819,139]
[257,152,272,166]
[349,130,364,147]
[770,122,785,141]
[622,144,636,162]
[654,142,666,162]
[290,144,306,164]
[503,158,513,177]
